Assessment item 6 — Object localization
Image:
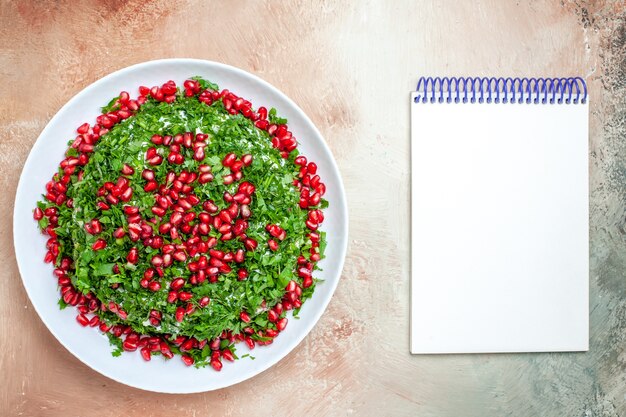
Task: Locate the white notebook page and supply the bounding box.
[410,94,589,354]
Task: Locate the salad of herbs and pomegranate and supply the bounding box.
[33,77,327,369]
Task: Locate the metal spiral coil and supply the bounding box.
[414,77,587,104]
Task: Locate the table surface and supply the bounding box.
[1,1,625,416]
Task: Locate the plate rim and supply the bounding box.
[13,58,349,393]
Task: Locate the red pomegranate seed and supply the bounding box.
[243,336,255,350]
[230,160,244,172]
[140,347,152,361]
[142,169,155,181]
[221,349,235,362]
[303,276,313,288]
[170,277,185,290]
[294,155,307,166]
[33,207,44,220]
[268,239,278,251]
[173,251,186,262]
[244,238,258,251]
[159,341,174,359]
[151,206,166,217]
[92,239,107,251]
[286,280,297,292]
[141,180,157,193]
[234,267,248,281]
[185,303,195,315]
[268,311,281,326]
[178,291,193,302]
[198,172,214,184]
[199,296,210,307]
[148,281,161,292]
[241,153,253,166]
[210,358,223,371]
[180,355,194,366]
[175,307,185,322]
[121,205,138,216]
[121,164,134,175]
[123,339,138,352]
[222,174,234,185]
[239,311,251,323]
[234,249,245,263]
[151,255,164,267]
[276,317,288,331]
[76,314,90,327]
[77,122,90,134]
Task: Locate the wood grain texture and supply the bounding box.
[1,1,625,416]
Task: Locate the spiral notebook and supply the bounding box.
[410,77,589,354]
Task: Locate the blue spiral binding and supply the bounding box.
[414,77,587,105]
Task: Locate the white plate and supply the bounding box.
[13,59,348,393]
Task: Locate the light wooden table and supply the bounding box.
[1,1,624,416]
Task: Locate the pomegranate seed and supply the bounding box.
[239,311,251,323]
[255,119,269,130]
[230,160,244,172]
[77,122,90,134]
[286,280,298,293]
[151,255,163,267]
[148,281,161,292]
[175,307,185,322]
[276,317,288,331]
[33,207,44,220]
[211,358,223,371]
[139,179,156,192]
[233,268,248,281]
[239,205,251,219]
[121,164,134,175]
[142,169,155,181]
[151,206,166,217]
[123,339,138,352]
[140,347,152,361]
[160,341,174,359]
[222,349,235,362]
[170,278,185,290]
[76,314,89,327]
[180,355,194,366]
[178,291,193,302]
[241,154,253,166]
[268,239,278,251]
[92,239,107,251]
[244,238,258,251]
[113,227,126,238]
[244,337,255,350]
[294,155,307,166]
[173,251,186,262]
[199,296,210,307]
[198,172,214,184]
[268,310,279,323]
